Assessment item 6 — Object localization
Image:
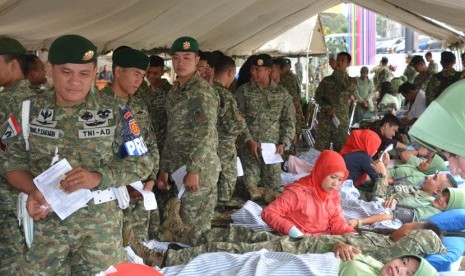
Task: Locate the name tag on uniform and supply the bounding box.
[124,136,148,156]
[78,126,115,139]
[30,125,59,139]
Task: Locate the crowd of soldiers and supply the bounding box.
[0,32,462,275]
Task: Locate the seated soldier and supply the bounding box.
[389,152,447,186]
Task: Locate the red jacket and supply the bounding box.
[261,181,357,236]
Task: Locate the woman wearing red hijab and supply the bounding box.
[261,150,357,237]
[340,129,386,186]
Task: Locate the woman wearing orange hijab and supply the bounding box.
[340,129,385,186]
[261,150,357,237]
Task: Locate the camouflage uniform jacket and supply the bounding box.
[213,81,247,144]
[413,71,433,91]
[314,70,356,130]
[403,64,419,83]
[101,86,159,180]
[0,80,33,211]
[426,67,461,106]
[139,79,172,152]
[374,65,392,90]
[2,87,153,190]
[428,60,439,74]
[280,72,303,134]
[159,72,220,174]
[236,80,295,146]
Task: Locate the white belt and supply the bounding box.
[92,186,130,209]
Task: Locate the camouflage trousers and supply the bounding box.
[178,170,220,246]
[0,212,25,276]
[123,201,158,243]
[217,141,238,202]
[238,144,281,192]
[24,201,124,276]
[164,226,442,267]
[314,116,349,152]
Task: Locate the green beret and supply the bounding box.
[48,34,97,65]
[0,36,26,55]
[170,36,199,55]
[252,54,272,67]
[446,188,465,210]
[112,48,149,71]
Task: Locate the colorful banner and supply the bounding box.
[347,4,376,66]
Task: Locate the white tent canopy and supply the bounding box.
[0,0,464,56]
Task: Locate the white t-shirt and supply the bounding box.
[407,90,426,120]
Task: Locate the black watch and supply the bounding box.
[376,173,386,179]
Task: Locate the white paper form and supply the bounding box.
[33,159,93,220]
[261,143,284,164]
[237,157,244,177]
[171,165,187,199]
[129,181,158,210]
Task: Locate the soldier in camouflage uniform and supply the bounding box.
[2,35,154,275]
[213,55,247,203]
[410,55,433,91]
[0,36,32,276]
[100,47,159,244]
[25,54,51,94]
[403,54,419,84]
[373,57,391,92]
[277,58,302,154]
[425,51,438,74]
[236,54,295,202]
[426,51,461,106]
[156,36,220,246]
[145,223,445,267]
[314,52,357,152]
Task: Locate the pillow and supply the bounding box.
[425,237,465,271]
[428,209,465,231]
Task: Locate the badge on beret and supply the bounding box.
[257,59,264,66]
[82,50,94,61]
[182,41,191,50]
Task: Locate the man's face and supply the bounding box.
[29,58,47,85]
[49,62,97,105]
[103,65,108,72]
[197,59,209,81]
[250,65,271,86]
[425,55,432,62]
[380,256,420,276]
[415,61,427,74]
[0,55,14,86]
[432,190,449,211]
[336,55,349,71]
[389,222,422,242]
[329,58,337,70]
[382,123,398,139]
[361,71,368,79]
[421,173,448,196]
[172,52,199,79]
[115,67,145,96]
[402,90,415,103]
[440,150,465,179]
[146,66,163,86]
[271,64,281,83]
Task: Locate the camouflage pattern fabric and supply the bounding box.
[281,72,303,135]
[138,79,172,154]
[428,60,439,74]
[236,80,295,194]
[101,86,160,243]
[413,72,433,91]
[374,66,392,91]
[314,70,356,152]
[0,80,34,273]
[214,81,247,202]
[403,64,419,84]
[3,88,153,274]
[159,72,221,245]
[164,227,445,267]
[425,68,461,106]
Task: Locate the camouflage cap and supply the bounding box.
[252,54,272,67]
[170,36,199,55]
[48,34,97,65]
[0,36,26,55]
[360,66,369,74]
[446,188,465,210]
[112,48,149,71]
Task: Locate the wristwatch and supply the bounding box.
[376,173,386,179]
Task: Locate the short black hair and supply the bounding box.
[425,51,432,58]
[274,57,287,69]
[445,173,458,188]
[149,55,164,67]
[422,222,443,240]
[410,55,425,67]
[398,82,416,96]
[199,51,210,61]
[24,54,41,77]
[214,55,235,76]
[379,113,401,127]
[381,56,388,65]
[3,53,29,76]
[337,52,352,64]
